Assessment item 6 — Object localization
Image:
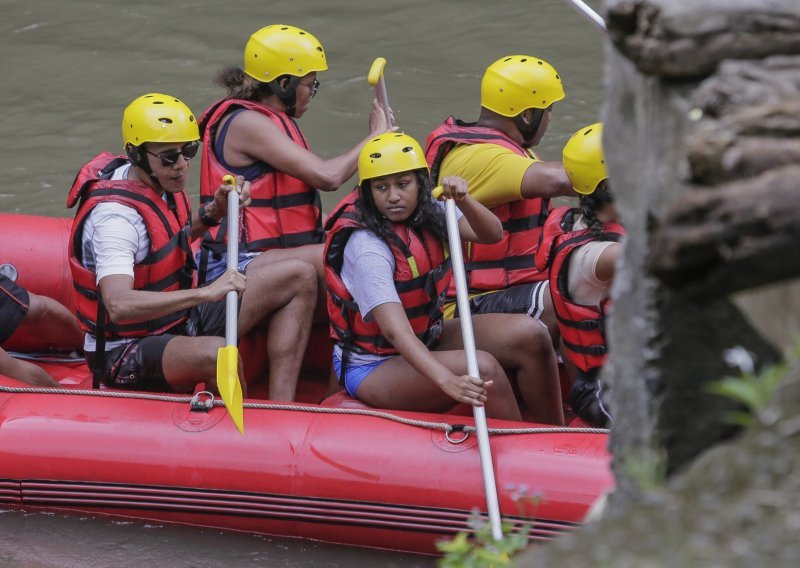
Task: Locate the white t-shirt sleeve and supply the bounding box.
[341,229,400,322]
[83,203,150,284]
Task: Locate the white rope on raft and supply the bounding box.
[0,384,609,436]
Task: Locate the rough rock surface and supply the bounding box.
[514,0,800,565]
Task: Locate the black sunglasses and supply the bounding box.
[145,141,200,167]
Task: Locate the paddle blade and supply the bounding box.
[216,344,244,434]
[368,57,387,86]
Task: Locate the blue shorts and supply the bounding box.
[198,251,258,284]
[333,352,389,398]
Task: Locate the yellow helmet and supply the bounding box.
[121,93,199,148]
[481,55,565,117]
[358,133,429,184]
[244,24,328,82]
[563,123,607,195]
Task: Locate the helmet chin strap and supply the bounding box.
[268,76,300,117]
[126,144,166,193]
[513,109,545,148]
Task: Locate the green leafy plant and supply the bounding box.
[436,485,540,567]
[707,354,788,427]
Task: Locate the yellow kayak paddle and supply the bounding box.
[216,174,244,434]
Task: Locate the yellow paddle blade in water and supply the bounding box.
[217,344,244,434]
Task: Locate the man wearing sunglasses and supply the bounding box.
[67,93,316,401]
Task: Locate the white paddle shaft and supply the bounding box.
[376,77,392,126]
[444,198,503,541]
[225,189,239,347]
[564,0,607,31]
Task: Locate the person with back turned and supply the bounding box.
[425,55,575,347]
[535,123,625,426]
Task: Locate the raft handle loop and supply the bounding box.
[445,424,470,444]
[190,391,215,412]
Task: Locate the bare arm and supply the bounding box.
[371,303,489,405]
[436,176,502,244]
[189,177,252,241]
[595,242,622,282]
[456,194,502,244]
[99,270,245,324]
[520,160,575,199]
[225,99,391,191]
[0,348,59,387]
[22,294,83,351]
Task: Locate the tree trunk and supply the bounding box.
[520,0,800,563]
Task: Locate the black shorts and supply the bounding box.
[0,275,30,344]
[453,281,549,319]
[87,298,228,391]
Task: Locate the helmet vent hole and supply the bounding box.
[317,47,323,52]
[159,118,173,125]
[281,26,288,30]
[537,61,543,65]
[556,74,560,79]
[370,152,381,159]
[153,101,164,105]
[299,31,306,35]
[401,146,413,153]
[584,128,593,135]
[520,58,527,62]
[532,90,537,94]
[503,57,512,62]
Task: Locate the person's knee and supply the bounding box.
[505,316,552,356]
[292,260,318,297]
[475,351,504,382]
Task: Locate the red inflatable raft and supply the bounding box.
[0,213,612,554]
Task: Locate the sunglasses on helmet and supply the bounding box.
[145,141,200,167]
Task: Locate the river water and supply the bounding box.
[0,0,604,565]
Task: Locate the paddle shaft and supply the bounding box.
[377,77,393,126]
[563,0,606,31]
[225,189,239,347]
[444,199,503,541]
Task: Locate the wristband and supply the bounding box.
[198,204,220,227]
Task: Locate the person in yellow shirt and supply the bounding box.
[424,55,575,345]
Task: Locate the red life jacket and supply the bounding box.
[324,192,452,357]
[67,152,195,339]
[198,98,323,265]
[535,206,625,374]
[424,117,549,294]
